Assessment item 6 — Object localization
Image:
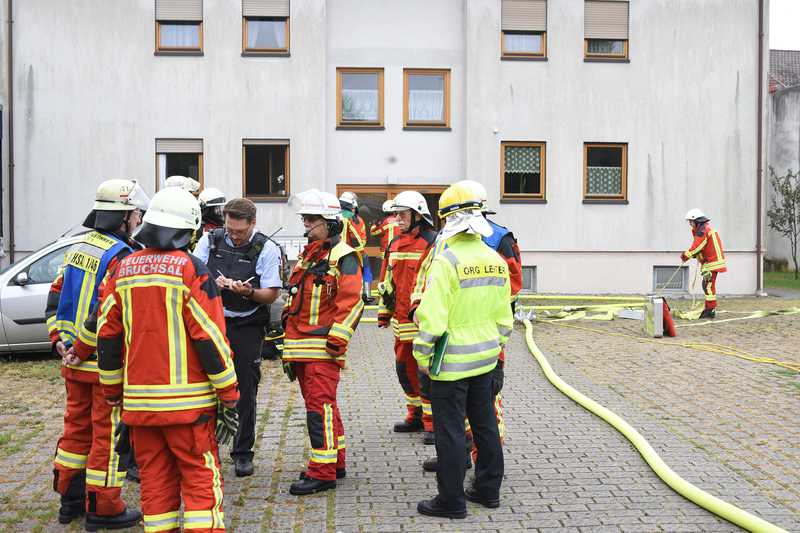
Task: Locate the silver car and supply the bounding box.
[0,233,85,353]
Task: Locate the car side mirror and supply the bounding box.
[14,271,30,286]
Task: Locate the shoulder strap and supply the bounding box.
[246,232,268,260]
[209,228,225,253]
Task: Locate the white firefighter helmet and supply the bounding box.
[459,179,495,214]
[390,190,433,226]
[165,175,201,195]
[339,191,358,211]
[382,200,395,213]
[684,208,707,221]
[293,189,342,221]
[198,187,226,207]
[93,179,150,211]
[143,187,201,230]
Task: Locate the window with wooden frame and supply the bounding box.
[501,141,546,201]
[336,68,384,129]
[501,0,547,59]
[403,69,451,130]
[242,0,290,55]
[584,0,629,60]
[583,143,628,202]
[155,0,203,54]
[155,139,204,190]
[243,140,290,201]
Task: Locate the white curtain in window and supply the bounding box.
[504,33,542,53]
[158,154,167,189]
[248,20,285,49]
[408,90,444,122]
[342,89,378,121]
[160,24,199,47]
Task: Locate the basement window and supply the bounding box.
[521,265,537,292]
[653,265,688,292]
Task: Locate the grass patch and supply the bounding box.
[765,271,800,290]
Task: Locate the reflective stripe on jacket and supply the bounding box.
[370,217,401,254]
[342,216,367,252]
[412,232,513,381]
[685,224,727,273]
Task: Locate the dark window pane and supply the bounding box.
[245,145,288,197]
[587,39,624,54]
[166,153,200,181]
[246,18,286,49]
[587,146,622,167]
[159,22,200,48]
[504,172,541,195]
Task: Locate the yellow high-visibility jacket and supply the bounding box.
[412,232,513,381]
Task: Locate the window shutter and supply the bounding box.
[156,138,203,153]
[243,0,289,18]
[502,0,547,32]
[243,138,290,146]
[584,0,628,40]
[156,0,203,21]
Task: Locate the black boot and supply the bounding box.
[423,431,435,445]
[289,476,336,495]
[393,417,423,433]
[234,457,254,477]
[84,508,142,532]
[422,456,472,473]
[57,472,86,524]
[299,469,346,480]
[465,485,500,508]
[417,497,466,519]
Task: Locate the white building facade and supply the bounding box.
[3,0,769,294]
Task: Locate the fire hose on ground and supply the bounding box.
[521,318,788,533]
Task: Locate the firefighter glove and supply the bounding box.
[215,402,239,446]
[282,361,296,382]
[702,270,713,282]
[325,336,347,357]
[491,365,504,397]
[114,423,131,455]
[377,314,391,328]
[680,253,689,263]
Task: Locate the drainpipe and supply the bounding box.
[6,0,14,262]
[755,0,764,295]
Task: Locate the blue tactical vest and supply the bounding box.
[482,220,510,251]
[55,231,132,371]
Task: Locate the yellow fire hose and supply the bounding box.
[522,319,788,533]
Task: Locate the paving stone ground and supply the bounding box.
[0,296,798,532]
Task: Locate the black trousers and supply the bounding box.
[430,370,504,510]
[226,317,265,460]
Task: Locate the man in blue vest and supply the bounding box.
[193,198,282,477]
[47,179,147,530]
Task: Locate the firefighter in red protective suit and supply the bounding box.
[282,189,364,495]
[339,191,372,302]
[681,208,727,319]
[46,179,147,530]
[370,200,401,255]
[97,187,239,533]
[376,191,437,434]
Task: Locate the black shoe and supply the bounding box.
[58,500,85,524]
[465,486,500,509]
[394,418,423,433]
[124,464,140,483]
[299,469,346,480]
[423,456,471,472]
[234,457,254,477]
[423,431,435,445]
[699,308,716,319]
[417,497,466,519]
[289,476,336,495]
[84,508,142,531]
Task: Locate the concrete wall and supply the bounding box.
[766,86,800,268]
[5,0,767,293]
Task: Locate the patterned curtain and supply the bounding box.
[587,166,622,195]
[505,146,540,173]
[342,89,378,121]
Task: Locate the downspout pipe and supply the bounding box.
[755,0,764,294]
[6,0,14,262]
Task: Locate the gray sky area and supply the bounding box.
[770,0,800,50]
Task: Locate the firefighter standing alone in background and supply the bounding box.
[339,191,373,303]
[681,209,727,319]
[47,179,147,530]
[376,191,437,433]
[370,200,401,256]
[413,182,512,519]
[282,189,364,495]
[97,187,239,533]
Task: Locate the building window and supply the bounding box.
[501,141,546,200]
[155,0,203,54]
[403,69,451,129]
[583,143,627,201]
[584,0,629,60]
[336,68,384,128]
[242,0,290,54]
[501,0,547,59]
[653,266,688,292]
[243,140,290,201]
[155,139,204,190]
[521,265,537,292]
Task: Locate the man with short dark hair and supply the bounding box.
[194,197,282,477]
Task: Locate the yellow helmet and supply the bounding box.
[438,182,483,219]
